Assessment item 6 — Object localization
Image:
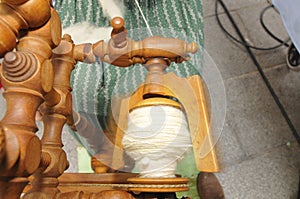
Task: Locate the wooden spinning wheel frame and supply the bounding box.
[0,1,219,198]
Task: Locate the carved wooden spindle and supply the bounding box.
[23,35,75,199]
[142,58,170,98]
[0,51,44,199]
[0,1,61,198]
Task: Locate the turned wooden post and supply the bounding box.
[0,51,44,199]
[23,35,74,199]
[0,1,61,198]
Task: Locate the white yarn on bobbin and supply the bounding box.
[122,105,192,178]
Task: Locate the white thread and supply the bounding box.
[122,105,192,178]
[134,0,153,36]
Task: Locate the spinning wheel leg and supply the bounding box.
[197,172,224,199]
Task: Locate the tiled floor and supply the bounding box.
[202,0,300,198]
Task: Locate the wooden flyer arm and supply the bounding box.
[73,17,198,67]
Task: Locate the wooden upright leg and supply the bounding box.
[0,51,44,199]
[23,36,74,199]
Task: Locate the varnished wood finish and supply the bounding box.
[0,177,29,199]
[74,18,198,67]
[0,0,59,191]
[58,173,138,195]
[110,17,128,48]
[0,1,220,197]
[24,173,138,193]
[127,177,189,193]
[0,1,61,198]
[186,76,219,172]
[0,127,5,164]
[57,190,136,199]
[24,35,75,199]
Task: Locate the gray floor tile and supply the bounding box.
[202,0,267,17]
[204,14,256,80]
[237,2,290,67]
[255,48,287,68]
[215,120,247,168]
[264,65,300,134]
[216,144,300,199]
[204,1,289,69]
[224,72,295,156]
[202,0,218,17]
[238,2,288,47]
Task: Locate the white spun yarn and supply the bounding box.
[62,22,113,44]
[62,0,125,45]
[122,105,192,178]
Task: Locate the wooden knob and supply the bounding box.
[110,17,125,32]
[4,51,18,64]
[2,51,37,82]
[110,17,127,48]
[188,42,199,54]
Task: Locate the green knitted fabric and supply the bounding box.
[54,1,203,198]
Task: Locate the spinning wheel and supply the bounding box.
[0,1,219,198]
